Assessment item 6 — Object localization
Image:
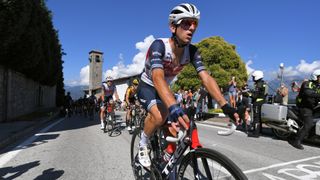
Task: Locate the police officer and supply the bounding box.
[289,69,320,150]
[248,70,267,138]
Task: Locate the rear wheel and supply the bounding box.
[178,148,247,180]
[107,113,114,136]
[272,128,291,140]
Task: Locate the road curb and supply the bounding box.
[0,111,61,150]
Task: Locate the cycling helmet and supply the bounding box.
[132,79,139,85]
[251,70,264,81]
[169,3,200,25]
[106,76,113,81]
[310,69,320,81]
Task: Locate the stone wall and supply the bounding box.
[0,65,56,122]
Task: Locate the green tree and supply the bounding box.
[173,36,247,92]
[0,0,65,105]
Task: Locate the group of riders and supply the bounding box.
[62,3,319,171]
[62,92,98,118]
[62,76,143,131]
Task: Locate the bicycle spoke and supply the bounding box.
[178,148,247,180]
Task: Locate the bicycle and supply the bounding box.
[103,100,115,136]
[103,99,123,136]
[130,103,146,131]
[130,117,247,180]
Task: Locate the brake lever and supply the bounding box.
[165,130,186,143]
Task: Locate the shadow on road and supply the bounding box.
[0,134,60,156]
[34,168,64,180]
[0,161,40,180]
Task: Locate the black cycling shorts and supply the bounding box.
[137,80,163,111]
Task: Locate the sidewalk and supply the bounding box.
[0,108,61,150]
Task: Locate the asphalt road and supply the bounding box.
[1,111,320,180]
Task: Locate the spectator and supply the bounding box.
[236,89,251,133]
[196,86,208,120]
[228,76,237,108]
[277,83,289,105]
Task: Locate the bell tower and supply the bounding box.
[89,50,103,96]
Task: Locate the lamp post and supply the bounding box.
[279,63,284,86]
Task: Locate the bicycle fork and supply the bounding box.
[161,139,189,179]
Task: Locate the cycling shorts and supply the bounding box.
[101,95,113,108]
[137,80,163,111]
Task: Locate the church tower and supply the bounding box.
[88,50,103,96]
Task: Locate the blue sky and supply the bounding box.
[47,0,320,86]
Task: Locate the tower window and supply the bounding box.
[95,55,101,62]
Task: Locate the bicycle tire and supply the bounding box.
[178,148,247,180]
[130,127,143,179]
[103,117,107,133]
[108,113,114,136]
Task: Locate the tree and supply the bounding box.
[0,0,65,106]
[173,36,247,92]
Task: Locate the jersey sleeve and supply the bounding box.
[189,45,206,73]
[148,39,165,70]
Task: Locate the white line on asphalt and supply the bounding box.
[196,123,243,134]
[243,156,320,174]
[0,118,64,167]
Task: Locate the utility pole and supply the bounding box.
[279,63,284,86]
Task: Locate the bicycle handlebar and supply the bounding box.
[165,130,186,143]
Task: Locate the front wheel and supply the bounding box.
[178,148,247,180]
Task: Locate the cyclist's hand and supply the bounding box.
[168,104,189,131]
[221,104,240,124]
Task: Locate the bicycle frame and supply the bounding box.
[138,119,203,179]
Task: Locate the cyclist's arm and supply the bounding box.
[125,89,130,105]
[189,45,226,106]
[198,71,227,107]
[114,89,120,101]
[152,69,176,108]
[101,84,105,101]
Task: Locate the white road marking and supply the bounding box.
[196,122,244,134]
[0,118,64,167]
[244,156,320,174]
[197,122,320,176]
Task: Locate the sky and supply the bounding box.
[46,0,320,86]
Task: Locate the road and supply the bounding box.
[0,111,320,180]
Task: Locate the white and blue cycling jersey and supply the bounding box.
[138,38,206,111]
[141,38,206,86]
[102,83,117,97]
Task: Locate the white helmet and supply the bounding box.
[169,3,200,25]
[310,69,320,81]
[106,76,113,81]
[251,70,264,81]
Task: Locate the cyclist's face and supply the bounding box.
[173,18,198,44]
[107,81,112,85]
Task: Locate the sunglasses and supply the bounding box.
[179,19,198,30]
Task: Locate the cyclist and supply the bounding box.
[136,3,239,168]
[63,92,73,116]
[289,69,320,150]
[125,79,139,131]
[100,76,120,129]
